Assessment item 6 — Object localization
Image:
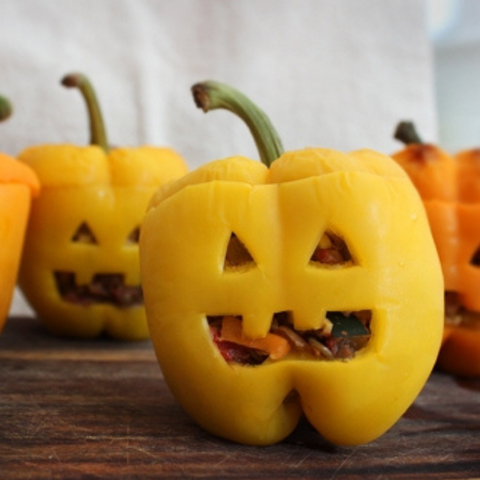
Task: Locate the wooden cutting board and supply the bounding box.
[0,316,479,479]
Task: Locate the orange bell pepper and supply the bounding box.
[393,122,480,376]
[0,96,40,331]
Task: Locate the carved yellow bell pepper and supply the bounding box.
[139,82,443,445]
[18,73,188,340]
[0,96,39,331]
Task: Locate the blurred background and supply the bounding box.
[430,0,480,151]
[1,0,476,315]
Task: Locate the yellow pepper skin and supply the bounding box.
[0,153,39,332]
[17,74,188,340]
[140,147,443,445]
[18,144,187,340]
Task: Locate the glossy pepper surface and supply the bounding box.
[393,122,480,376]
[18,74,188,340]
[140,82,443,445]
[0,96,40,331]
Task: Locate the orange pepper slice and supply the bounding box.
[220,316,291,360]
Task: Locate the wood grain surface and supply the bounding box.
[1,316,479,479]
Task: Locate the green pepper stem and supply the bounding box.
[61,73,109,152]
[394,121,423,145]
[0,95,13,122]
[191,81,284,167]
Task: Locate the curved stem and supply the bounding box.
[0,95,13,122]
[191,81,284,167]
[394,121,423,145]
[61,73,109,152]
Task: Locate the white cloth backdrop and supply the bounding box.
[1,0,436,316]
[433,0,480,151]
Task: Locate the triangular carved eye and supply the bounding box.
[310,232,352,266]
[71,222,97,244]
[224,233,255,270]
[126,226,140,244]
[470,246,480,266]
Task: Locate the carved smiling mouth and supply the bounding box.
[208,310,372,366]
[54,271,143,307]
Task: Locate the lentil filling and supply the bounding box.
[445,291,480,328]
[209,310,372,365]
[54,271,143,307]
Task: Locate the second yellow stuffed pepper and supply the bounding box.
[18,73,188,340]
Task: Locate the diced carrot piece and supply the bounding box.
[220,316,291,360]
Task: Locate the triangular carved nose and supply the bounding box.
[71,222,97,244]
[223,233,256,270]
[470,246,480,266]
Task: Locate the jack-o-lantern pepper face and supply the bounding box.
[393,122,480,376]
[0,96,39,332]
[18,74,187,340]
[139,83,443,446]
